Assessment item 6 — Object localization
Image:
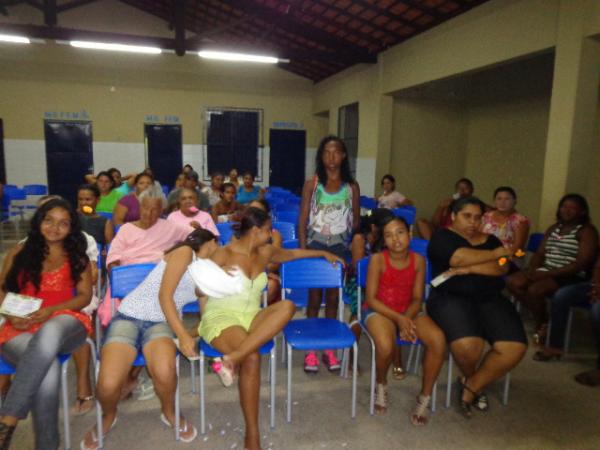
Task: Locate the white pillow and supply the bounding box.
[187,258,244,299]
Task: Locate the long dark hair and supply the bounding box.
[96,171,115,189]
[556,194,590,225]
[165,228,217,255]
[233,207,270,238]
[4,198,89,293]
[315,135,354,185]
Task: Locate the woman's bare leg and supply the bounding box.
[414,316,446,396]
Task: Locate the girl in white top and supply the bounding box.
[81,229,219,449]
[377,174,413,209]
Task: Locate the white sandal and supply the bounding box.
[374,383,388,415]
[410,394,431,426]
[80,417,117,450]
[160,413,198,443]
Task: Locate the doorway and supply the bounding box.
[269,129,306,194]
[145,124,182,189]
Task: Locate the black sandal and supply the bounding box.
[457,377,478,419]
[71,395,95,416]
[473,392,489,412]
[0,422,16,450]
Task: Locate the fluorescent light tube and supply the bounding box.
[198,50,278,64]
[0,34,30,44]
[70,41,161,54]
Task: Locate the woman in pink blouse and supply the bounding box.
[377,174,413,209]
[481,186,529,253]
[167,188,220,236]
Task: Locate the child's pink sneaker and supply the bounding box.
[322,350,341,371]
[304,352,319,373]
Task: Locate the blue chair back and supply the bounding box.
[276,210,299,225]
[273,221,296,240]
[5,188,26,201]
[359,196,377,210]
[267,197,285,209]
[4,184,17,190]
[216,222,235,245]
[97,211,113,221]
[110,263,156,298]
[161,185,170,197]
[409,238,428,257]
[356,257,370,288]
[392,207,416,226]
[281,258,343,289]
[282,239,299,249]
[527,232,544,253]
[23,184,48,195]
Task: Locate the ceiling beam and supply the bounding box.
[349,0,417,31]
[173,0,186,56]
[43,0,56,26]
[56,0,99,13]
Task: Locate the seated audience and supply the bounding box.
[167,171,209,213]
[377,174,413,209]
[427,197,527,417]
[182,164,194,175]
[173,173,185,191]
[202,172,225,207]
[80,229,219,449]
[77,184,114,246]
[226,168,240,189]
[107,168,135,196]
[112,173,154,226]
[212,182,242,223]
[507,194,598,345]
[0,199,92,449]
[92,171,124,215]
[167,188,219,236]
[481,186,529,268]
[365,215,445,425]
[198,207,341,450]
[236,172,263,205]
[535,251,600,366]
[416,178,474,240]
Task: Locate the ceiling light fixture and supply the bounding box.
[198,50,280,64]
[0,34,30,44]
[70,41,161,54]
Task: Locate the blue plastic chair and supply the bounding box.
[274,203,300,214]
[23,184,48,195]
[216,222,235,245]
[273,222,296,241]
[0,354,73,449]
[359,196,377,210]
[161,185,170,197]
[197,339,276,433]
[266,197,285,209]
[96,263,182,444]
[527,232,544,253]
[280,258,357,422]
[282,239,299,249]
[97,211,113,221]
[275,210,299,225]
[392,207,417,226]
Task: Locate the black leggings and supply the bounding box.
[426,290,527,345]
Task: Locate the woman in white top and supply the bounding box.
[80,229,219,449]
[377,174,413,209]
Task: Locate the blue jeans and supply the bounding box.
[549,283,600,366]
[0,315,86,450]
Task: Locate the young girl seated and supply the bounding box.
[198,207,343,450]
[81,229,219,449]
[365,215,445,425]
[211,182,242,224]
[0,198,93,449]
[77,184,114,246]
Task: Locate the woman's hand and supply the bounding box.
[28,308,53,324]
[493,245,512,259]
[177,333,199,359]
[5,315,31,330]
[446,267,470,277]
[397,315,417,343]
[189,221,202,229]
[322,252,345,267]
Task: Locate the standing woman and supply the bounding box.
[298,135,360,372]
[112,172,154,226]
[93,171,124,215]
[481,186,529,257]
[0,198,92,449]
[506,194,598,345]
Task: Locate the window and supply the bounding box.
[204,108,263,181]
[338,103,358,179]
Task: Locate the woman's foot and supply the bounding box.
[70,395,95,416]
[533,323,548,347]
[212,357,235,387]
[0,422,16,450]
[532,349,562,362]
[458,377,477,419]
[80,416,117,450]
[410,394,431,426]
[392,365,406,381]
[244,430,261,450]
[574,369,600,387]
[374,383,388,415]
[473,392,489,412]
[160,414,198,443]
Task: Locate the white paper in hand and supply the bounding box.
[187,258,244,299]
[0,293,43,318]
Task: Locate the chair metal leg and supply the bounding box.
[270,345,276,429]
[502,372,510,406]
[406,343,416,373]
[564,308,574,355]
[175,355,180,440]
[95,360,103,449]
[340,348,349,378]
[60,360,71,450]
[351,342,357,419]
[286,344,292,423]
[190,359,196,394]
[200,353,206,434]
[281,335,287,365]
[431,381,437,413]
[445,353,453,408]
[413,345,422,375]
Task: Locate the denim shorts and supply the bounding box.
[306,240,351,262]
[104,312,174,351]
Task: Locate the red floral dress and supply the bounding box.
[0,261,92,345]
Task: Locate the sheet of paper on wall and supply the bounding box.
[0,293,43,318]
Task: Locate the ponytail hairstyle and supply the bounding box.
[232,207,271,238]
[164,228,217,255]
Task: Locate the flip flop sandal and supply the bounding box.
[70,395,95,416]
[80,417,117,450]
[160,414,198,443]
